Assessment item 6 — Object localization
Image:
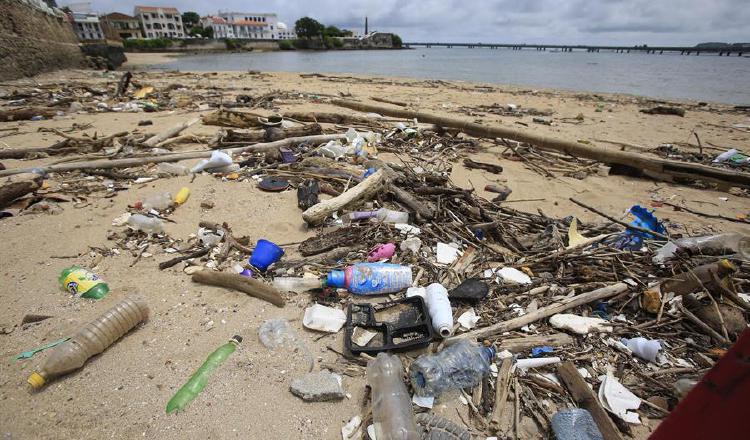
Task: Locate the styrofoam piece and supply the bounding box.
[497,267,532,284]
[549,314,613,335]
[302,304,346,333]
[406,286,426,298]
[436,242,461,264]
[598,372,641,424]
[621,337,662,363]
[457,308,480,330]
[515,357,562,369]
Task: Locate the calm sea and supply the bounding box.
[150,48,750,105]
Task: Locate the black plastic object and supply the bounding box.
[449,279,490,302]
[345,296,434,355]
[258,176,289,192]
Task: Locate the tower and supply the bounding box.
[365,16,368,35]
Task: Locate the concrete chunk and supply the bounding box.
[290,370,345,402]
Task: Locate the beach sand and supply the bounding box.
[0,55,748,439]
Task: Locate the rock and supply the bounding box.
[200,200,214,209]
[290,370,345,402]
[449,278,489,302]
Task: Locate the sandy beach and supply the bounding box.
[0,54,748,440]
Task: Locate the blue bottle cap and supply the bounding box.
[481,346,496,362]
[327,270,346,288]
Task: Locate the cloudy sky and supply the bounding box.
[71,0,749,45]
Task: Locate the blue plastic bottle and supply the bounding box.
[326,263,412,295]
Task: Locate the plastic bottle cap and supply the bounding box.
[231,335,243,344]
[719,259,736,271]
[27,372,45,389]
[326,270,346,288]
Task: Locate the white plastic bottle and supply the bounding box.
[127,214,164,233]
[425,283,453,337]
[377,208,409,224]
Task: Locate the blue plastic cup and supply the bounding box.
[249,239,284,271]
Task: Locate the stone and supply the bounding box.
[449,278,489,302]
[290,370,345,402]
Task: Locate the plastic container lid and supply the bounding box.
[27,372,45,389]
[327,270,346,288]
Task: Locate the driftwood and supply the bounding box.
[640,106,685,117]
[370,96,407,107]
[464,158,503,174]
[0,108,58,122]
[0,134,346,177]
[115,71,132,97]
[221,123,323,144]
[202,109,265,128]
[143,118,199,147]
[557,362,624,440]
[158,248,210,270]
[302,169,387,225]
[331,99,750,189]
[489,358,513,432]
[0,140,70,159]
[192,271,285,307]
[0,173,42,209]
[283,111,375,125]
[496,332,574,353]
[448,283,629,342]
[388,184,435,220]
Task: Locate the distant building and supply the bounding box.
[276,22,296,40]
[67,2,104,41]
[200,15,234,38]
[134,5,185,39]
[342,32,395,49]
[217,12,279,39]
[101,12,143,40]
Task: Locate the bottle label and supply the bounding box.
[63,269,104,297]
[350,264,412,295]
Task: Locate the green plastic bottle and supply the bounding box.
[59,266,110,299]
[166,335,242,413]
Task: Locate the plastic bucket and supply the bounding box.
[250,239,285,271]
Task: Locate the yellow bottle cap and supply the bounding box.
[27,372,45,389]
[719,259,736,271]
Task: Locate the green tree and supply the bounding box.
[391,34,403,48]
[295,17,324,39]
[324,25,343,37]
[182,11,200,28]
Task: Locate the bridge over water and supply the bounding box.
[404,42,747,56]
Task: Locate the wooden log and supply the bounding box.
[0,134,345,177]
[496,332,574,353]
[202,109,265,128]
[448,283,629,343]
[0,108,58,122]
[222,123,323,144]
[283,111,375,125]
[302,169,387,225]
[388,184,435,220]
[331,99,750,189]
[371,96,407,107]
[192,271,285,307]
[0,139,71,160]
[557,362,624,440]
[489,358,514,432]
[143,118,200,147]
[0,173,42,209]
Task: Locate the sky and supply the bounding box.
[66,0,750,45]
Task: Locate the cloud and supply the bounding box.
[64,0,750,45]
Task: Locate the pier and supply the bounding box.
[404,42,746,56]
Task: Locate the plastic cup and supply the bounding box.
[249,239,285,271]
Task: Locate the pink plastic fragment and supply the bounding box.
[367,243,396,262]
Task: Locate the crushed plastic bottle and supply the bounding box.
[140,192,172,211]
[326,263,412,295]
[59,266,109,299]
[410,340,495,397]
[166,335,242,413]
[551,409,604,440]
[654,233,750,263]
[258,319,299,349]
[342,208,409,224]
[368,353,420,440]
[27,298,149,389]
[157,162,188,176]
[127,214,164,234]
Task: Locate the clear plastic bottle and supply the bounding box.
[272,277,322,293]
[127,214,164,234]
[674,233,750,259]
[28,298,149,389]
[141,192,172,211]
[326,263,412,295]
[376,208,409,224]
[367,353,420,440]
[166,335,242,413]
[551,409,604,440]
[157,163,188,176]
[410,340,495,397]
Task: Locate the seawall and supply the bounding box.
[0,0,85,81]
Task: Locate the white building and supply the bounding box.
[276,22,297,40]
[67,2,104,40]
[216,12,281,39]
[134,5,185,39]
[199,15,233,39]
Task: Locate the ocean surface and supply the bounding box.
[150,48,750,105]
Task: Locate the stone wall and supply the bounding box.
[0,0,85,81]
